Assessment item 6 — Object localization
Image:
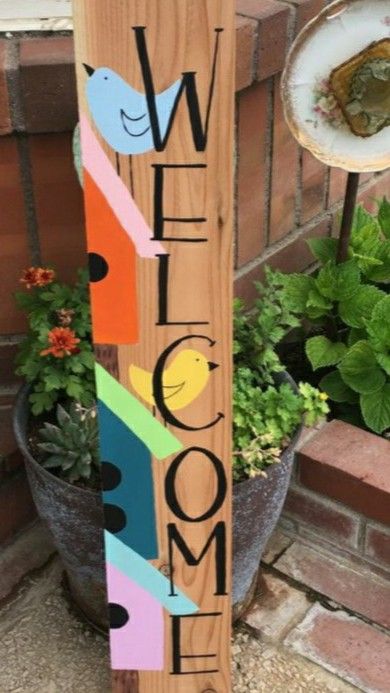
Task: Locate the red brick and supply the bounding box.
[286,604,390,692]
[244,571,310,641]
[298,420,390,525]
[0,343,22,389]
[275,542,390,628]
[300,150,327,224]
[365,522,390,568]
[235,16,257,91]
[269,76,299,243]
[289,0,326,33]
[0,39,11,135]
[237,82,268,267]
[358,174,390,213]
[237,0,291,80]
[234,217,330,305]
[0,137,31,334]
[283,485,360,549]
[0,471,36,544]
[0,405,17,458]
[20,37,78,133]
[29,133,87,283]
[328,167,348,208]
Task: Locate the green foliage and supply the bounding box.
[38,402,100,484]
[271,200,390,436]
[305,336,346,370]
[233,268,301,385]
[15,269,96,415]
[233,276,329,481]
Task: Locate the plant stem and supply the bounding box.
[336,171,360,264]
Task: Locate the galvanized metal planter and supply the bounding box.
[14,372,300,628]
[13,385,108,630]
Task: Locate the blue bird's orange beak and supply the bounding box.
[83,63,95,77]
[208,362,219,372]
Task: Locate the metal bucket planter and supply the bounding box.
[13,385,108,630]
[232,371,302,621]
[14,371,300,628]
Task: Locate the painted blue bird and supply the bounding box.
[83,64,181,156]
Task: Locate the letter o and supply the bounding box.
[165,447,227,523]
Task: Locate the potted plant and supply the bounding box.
[231,269,328,619]
[13,267,108,628]
[13,265,327,628]
[271,199,390,438]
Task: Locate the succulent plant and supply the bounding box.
[38,402,100,484]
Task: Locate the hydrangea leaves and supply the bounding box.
[277,202,390,435]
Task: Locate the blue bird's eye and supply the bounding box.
[104,76,108,81]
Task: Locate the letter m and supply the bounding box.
[167,522,227,596]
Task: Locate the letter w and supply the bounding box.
[132,26,223,152]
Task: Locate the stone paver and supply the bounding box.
[0,521,54,601]
[262,529,292,565]
[285,603,390,693]
[233,628,357,692]
[243,571,310,641]
[0,558,357,692]
[274,542,390,629]
[0,559,110,693]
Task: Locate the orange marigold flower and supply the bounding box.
[40,327,81,359]
[20,267,55,289]
[20,267,40,289]
[35,268,55,287]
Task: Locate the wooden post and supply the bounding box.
[73,1,235,691]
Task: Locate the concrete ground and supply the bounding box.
[0,555,359,693]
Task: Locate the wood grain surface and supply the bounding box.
[73,2,235,690]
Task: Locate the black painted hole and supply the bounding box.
[88,252,109,283]
[102,462,122,492]
[104,504,126,533]
[109,603,129,629]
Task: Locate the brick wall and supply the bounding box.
[0,1,389,537]
[280,420,390,578]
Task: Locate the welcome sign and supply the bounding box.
[73,1,234,690]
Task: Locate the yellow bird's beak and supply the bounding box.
[208,361,219,372]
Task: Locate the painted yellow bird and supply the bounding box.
[129,349,218,411]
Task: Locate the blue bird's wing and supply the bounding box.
[87,67,182,156]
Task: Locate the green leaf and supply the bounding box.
[352,205,378,235]
[348,328,367,347]
[316,260,360,302]
[73,123,83,187]
[366,295,390,353]
[305,336,347,371]
[279,274,315,313]
[319,370,358,404]
[339,285,386,329]
[360,384,390,434]
[366,241,390,282]
[339,341,386,394]
[376,353,390,377]
[352,253,383,275]
[378,197,390,239]
[306,237,338,265]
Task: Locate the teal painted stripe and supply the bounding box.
[105,531,198,615]
[95,363,183,460]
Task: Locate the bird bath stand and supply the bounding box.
[73,1,235,691]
